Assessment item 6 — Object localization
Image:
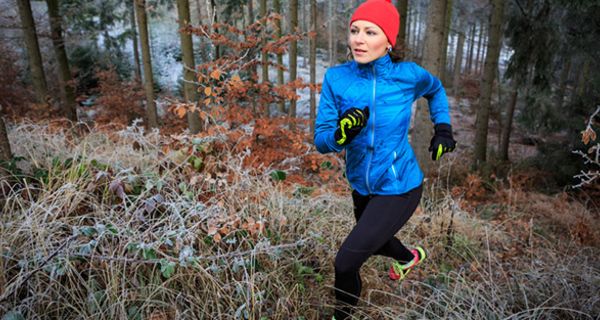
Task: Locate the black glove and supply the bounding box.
[429,123,456,161]
[334,107,369,146]
[334,106,369,146]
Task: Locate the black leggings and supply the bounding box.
[333,185,423,318]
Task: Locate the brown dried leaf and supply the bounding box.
[218,226,230,235]
[207,225,218,236]
[210,69,221,80]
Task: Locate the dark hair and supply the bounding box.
[389,43,407,62]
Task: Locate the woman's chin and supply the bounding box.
[353,56,371,64]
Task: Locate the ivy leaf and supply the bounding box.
[192,157,202,170]
[81,227,97,237]
[160,259,176,278]
[106,224,118,235]
[126,242,140,254]
[127,306,142,320]
[320,161,333,169]
[270,170,286,181]
[2,311,25,320]
[142,248,157,260]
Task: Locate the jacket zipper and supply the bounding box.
[365,65,376,194]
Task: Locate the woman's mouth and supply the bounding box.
[354,49,367,55]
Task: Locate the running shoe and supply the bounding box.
[388,246,427,281]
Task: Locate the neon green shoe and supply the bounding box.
[389,246,427,281]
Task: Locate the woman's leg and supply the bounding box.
[351,187,422,263]
[334,186,423,318]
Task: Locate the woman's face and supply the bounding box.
[349,20,390,64]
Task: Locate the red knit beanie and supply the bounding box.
[350,0,400,47]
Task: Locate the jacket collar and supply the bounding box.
[352,54,392,79]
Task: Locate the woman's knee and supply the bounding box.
[334,247,367,274]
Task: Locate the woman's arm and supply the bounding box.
[314,71,344,154]
[411,63,451,125]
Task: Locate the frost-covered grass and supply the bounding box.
[1,122,598,319]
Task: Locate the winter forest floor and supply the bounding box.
[1,71,599,319]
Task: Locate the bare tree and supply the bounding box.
[0,106,11,162]
[46,0,77,122]
[177,0,201,133]
[473,0,505,167]
[16,0,47,103]
[475,23,486,74]
[466,23,477,74]
[499,81,518,161]
[260,0,270,117]
[288,0,298,125]
[452,20,466,96]
[412,0,448,173]
[129,0,142,82]
[309,0,317,137]
[328,0,334,66]
[556,57,572,108]
[440,0,453,82]
[273,0,285,113]
[395,0,408,52]
[135,0,159,128]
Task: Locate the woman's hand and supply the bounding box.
[334,107,370,146]
[429,123,456,161]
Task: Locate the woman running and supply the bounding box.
[313,0,456,318]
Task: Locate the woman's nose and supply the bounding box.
[352,33,364,44]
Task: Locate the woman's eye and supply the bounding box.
[350,29,358,34]
[367,31,375,36]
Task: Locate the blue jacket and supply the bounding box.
[314,54,451,196]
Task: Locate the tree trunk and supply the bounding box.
[412,0,447,174]
[395,0,408,51]
[273,0,285,114]
[440,0,453,83]
[211,0,220,59]
[416,4,423,60]
[576,57,591,98]
[556,56,571,108]
[46,0,77,122]
[301,0,309,69]
[309,0,317,138]
[332,2,338,64]
[473,0,504,168]
[475,23,485,75]
[499,81,518,161]
[260,4,269,74]
[177,0,201,133]
[260,0,269,117]
[135,0,159,128]
[16,0,47,103]
[288,0,298,126]
[406,5,412,56]
[328,0,334,66]
[452,21,466,96]
[247,0,257,85]
[194,0,203,24]
[129,0,142,82]
[466,23,476,74]
[0,114,11,162]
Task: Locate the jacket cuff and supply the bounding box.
[434,123,453,136]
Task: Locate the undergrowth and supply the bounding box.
[1,122,598,319]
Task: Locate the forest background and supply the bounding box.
[0,0,599,319]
